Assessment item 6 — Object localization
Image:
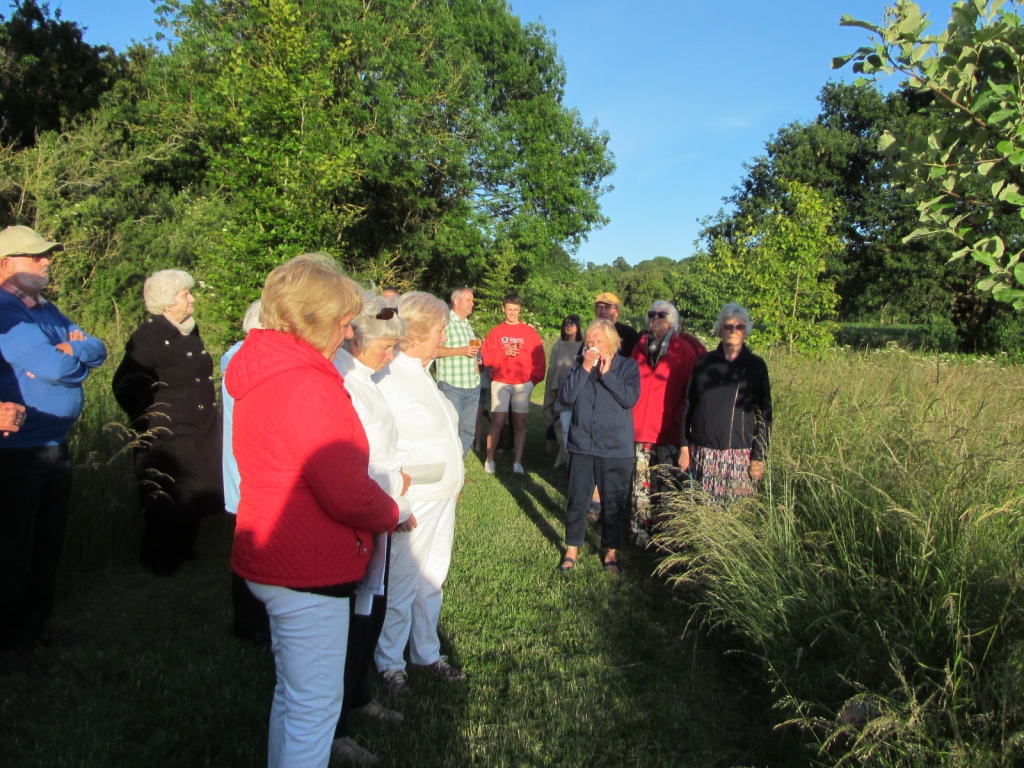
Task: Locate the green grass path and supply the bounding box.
[2,404,804,767]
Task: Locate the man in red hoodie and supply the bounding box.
[480,294,545,475]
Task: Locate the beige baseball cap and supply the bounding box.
[594,291,621,306]
[0,226,64,258]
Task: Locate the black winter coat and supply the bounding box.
[559,353,640,458]
[681,343,772,461]
[112,314,223,517]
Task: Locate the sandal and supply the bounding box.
[603,559,621,574]
[557,556,576,571]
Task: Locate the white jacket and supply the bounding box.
[335,347,411,520]
[373,351,465,502]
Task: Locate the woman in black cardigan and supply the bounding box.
[557,319,640,573]
[679,303,772,500]
[113,269,223,575]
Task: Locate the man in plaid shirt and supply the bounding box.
[435,286,480,457]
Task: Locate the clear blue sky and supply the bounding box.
[54,0,954,266]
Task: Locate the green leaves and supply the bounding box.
[836,0,1024,308]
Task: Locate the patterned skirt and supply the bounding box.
[630,442,680,546]
[690,444,757,500]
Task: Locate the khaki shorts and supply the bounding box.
[491,381,534,414]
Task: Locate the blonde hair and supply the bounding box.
[144,269,194,314]
[259,253,362,353]
[242,300,263,334]
[397,291,448,352]
[584,318,621,354]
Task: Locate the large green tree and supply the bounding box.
[837,0,1024,309]
[0,0,124,147]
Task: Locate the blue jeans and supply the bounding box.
[437,381,479,458]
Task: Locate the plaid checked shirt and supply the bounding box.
[436,310,480,389]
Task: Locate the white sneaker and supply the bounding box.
[513,463,524,474]
[484,460,496,474]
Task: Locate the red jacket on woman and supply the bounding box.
[226,329,399,589]
[630,332,697,446]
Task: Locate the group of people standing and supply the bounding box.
[0,221,773,767]
[544,291,773,572]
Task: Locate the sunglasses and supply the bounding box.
[647,311,669,319]
[562,320,577,326]
[376,307,397,320]
[722,323,746,332]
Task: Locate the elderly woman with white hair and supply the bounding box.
[372,291,466,695]
[627,300,698,547]
[678,303,773,500]
[113,269,223,575]
[329,293,411,764]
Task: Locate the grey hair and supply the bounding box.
[242,300,263,334]
[352,292,405,348]
[714,302,752,338]
[648,300,680,333]
[144,269,194,314]
[450,286,473,303]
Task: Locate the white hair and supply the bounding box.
[450,286,473,303]
[648,300,680,333]
[242,300,263,334]
[352,293,406,348]
[144,269,194,314]
[714,303,752,339]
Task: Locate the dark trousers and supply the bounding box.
[231,572,270,640]
[335,539,391,739]
[0,443,72,651]
[565,453,632,550]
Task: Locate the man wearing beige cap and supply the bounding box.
[594,291,640,358]
[0,225,107,678]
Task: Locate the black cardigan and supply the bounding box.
[681,344,772,461]
[558,353,640,458]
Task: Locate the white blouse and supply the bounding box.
[334,347,411,520]
[373,351,465,502]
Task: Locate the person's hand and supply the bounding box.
[400,472,411,496]
[597,354,612,376]
[56,342,73,355]
[463,346,479,357]
[505,344,519,357]
[582,347,600,371]
[396,513,418,533]
[0,402,25,435]
[749,460,765,481]
[677,446,690,472]
[68,330,87,342]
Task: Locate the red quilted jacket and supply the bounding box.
[630,332,697,445]
[227,329,398,588]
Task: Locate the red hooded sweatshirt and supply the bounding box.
[226,329,398,589]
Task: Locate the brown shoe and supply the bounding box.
[354,699,404,725]
[331,736,378,766]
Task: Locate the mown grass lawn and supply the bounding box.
[0,395,805,768]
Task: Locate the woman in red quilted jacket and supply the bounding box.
[226,254,399,768]
[628,300,698,548]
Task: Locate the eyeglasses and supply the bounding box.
[722,323,746,332]
[562,321,577,327]
[594,302,613,309]
[376,307,397,320]
[647,311,669,319]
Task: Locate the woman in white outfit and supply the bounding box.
[373,291,466,695]
[331,293,412,764]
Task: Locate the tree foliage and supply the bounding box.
[0,0,125,147]
[708,181,841,353]
[0,0,614,345]
[838,0,1024,309]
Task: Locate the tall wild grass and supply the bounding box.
[656,349,1024,766]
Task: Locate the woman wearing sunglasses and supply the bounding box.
[678,303,773,500]
[627,301,698,547]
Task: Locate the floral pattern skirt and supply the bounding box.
[630,442,680,547]
[690,444,757,500]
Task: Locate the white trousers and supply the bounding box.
[248,581,349,768]
[374,495,457,671]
